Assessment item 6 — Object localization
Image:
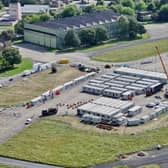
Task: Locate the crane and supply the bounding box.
[155,46,168,98]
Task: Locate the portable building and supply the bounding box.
[112,117,127,126]
[142,78,159,83]
[128,106,142,117]
[110,86,127,92]
[120,102,135,113]
[30,96,42,105]
[149,111,157,120]
[109,80,130,86]
[114,67,167,83]
[121,90,135,100]
[105,82,125,88]
[140,115,150,123]
[127,118,141,126]
[64,81,74,89]
[120,75,140,80]
[101,74,116,80]
[115,77,136,83]
[89,83,109,89]
[102,89,122,98]
[131,83,148,89]
[81,114,101,124]
[89,79,104,84]
[136,80,153,86]
[125,86,144,95]
[112,113,124,121]
[82,85,103,95]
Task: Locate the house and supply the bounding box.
[24,10,119,49]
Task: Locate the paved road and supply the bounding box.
[0,157,61,168]
[92,148,168,168]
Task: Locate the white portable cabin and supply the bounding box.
[131,83,148,89]
[89,79,104,84]
[105,82,125,88]
[125,86,144,95]
[82,85,103,95]
[103,89,123,98]
[142,78,159,83]
[127,118,141,126]
[114,67,167,84]
[121,90,135,100]
[119,102,135,113]
[81,114,101,124]
[110,86,128,92]
[101,74,117,80]
[109,80,130,86]
[140,115,150,124]
[89,83,109,89]
[128,106,142,117]
[136,80,154,86]
[64,81,74,89]
[112,113,124,121]
[115,77,136,83]
[112,117,127,126]
[30,96,42,105]
[120,75,140,80]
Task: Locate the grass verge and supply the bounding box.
[0,119,168,167]
[139,164,161,168]
[92,38,168,62]
[0,58,33,77]
[0,66,85,106]
[0,163,21,168]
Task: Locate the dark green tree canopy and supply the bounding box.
[95,26,108,43]
[64,29,81,47]
[2,47,22,67]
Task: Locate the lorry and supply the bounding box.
[41,107,58,116]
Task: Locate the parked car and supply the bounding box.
[140,60,152,64]
[25,118,32,125]
[146,101,159,108]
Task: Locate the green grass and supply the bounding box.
[0,163,21,168]
[0,58,33,77]
[139,164,161,168]
[0,119,168,168]
[92,38,168,62]
[113,166,129,168]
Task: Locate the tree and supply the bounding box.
[147,2,156,11]
[137,23,146,34]
[128,17,138,38]
[14,20,24,34]
[96,0,104,6]
[158,4,168,21]
[0,30,15,41]
[95,26,108,43]
[121,0,135,9]
[60,5,82,18]
[83,4,96,13]
[121,6,135,16]
[39,13,52,22]
[118,15,129,38]
[135,1,146,11]
[64,29,81,47]
[79,28,96,46]
[2,47,21,67]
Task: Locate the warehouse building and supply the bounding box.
[24,10,119,49]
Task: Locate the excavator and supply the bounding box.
[155,46,168,98]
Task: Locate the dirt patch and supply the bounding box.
[0,65,85,106]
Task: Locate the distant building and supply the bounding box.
[9,1,22,21]
[50,0,69,8]
[22,5,50,15]
[24,10,119,49]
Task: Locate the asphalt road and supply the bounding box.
[0,157,61,168]
[92,148,168,168]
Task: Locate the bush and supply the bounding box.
[57,59,70,64]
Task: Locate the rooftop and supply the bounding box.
[33,10,118,30]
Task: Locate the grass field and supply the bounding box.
[92,38,168,62]
[0,119,168,167]
[0,58,33,77]
[0,25,14,32]
[0,66,85,106]
[0,163,21,168]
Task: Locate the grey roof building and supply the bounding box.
[24,10,119,49]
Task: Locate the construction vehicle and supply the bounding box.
[155,46,168,98]
[41,107,58,117]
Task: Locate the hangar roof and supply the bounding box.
[33,10,118,30]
